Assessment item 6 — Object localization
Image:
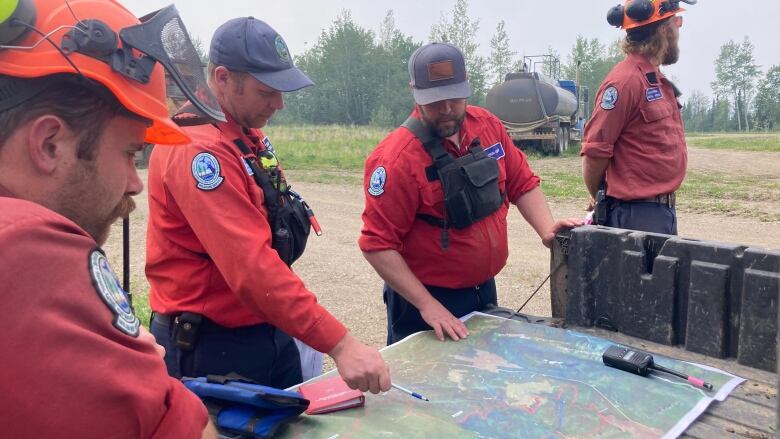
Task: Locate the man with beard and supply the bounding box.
[146,17,391,393]
[360,42,581,344]
[0,0,218,437]
[581,0,693,234]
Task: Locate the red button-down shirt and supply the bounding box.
[581,53,687,200]
[146,112,346,353]
[359,106,540,289]
[0,187,207,438]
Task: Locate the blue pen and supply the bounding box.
[392,383,430,401]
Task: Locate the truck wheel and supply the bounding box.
[555,127,565,155]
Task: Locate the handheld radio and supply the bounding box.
[602,345,713,390]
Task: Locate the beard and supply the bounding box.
[87,195,136,246]
[420,107,466,138]
[56,160,136,246]
[662,36,680,66]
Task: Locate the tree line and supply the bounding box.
[262,0,779,132]
[685,38,780,132]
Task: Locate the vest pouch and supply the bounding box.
[443,188,473,229]
[440,153,502,229]
[271,194,311,266]
[461,157,502,220]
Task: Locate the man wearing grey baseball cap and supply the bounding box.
[360,42,582,344]
[146,17,391,394]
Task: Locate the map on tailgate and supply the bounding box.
[278,313,743,439]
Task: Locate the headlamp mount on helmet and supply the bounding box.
[0,0,224,123]
[607,0,697,29]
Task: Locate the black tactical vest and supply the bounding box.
[233,139,311,266]
[402,117,504,248]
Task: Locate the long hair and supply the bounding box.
[621,20,670,60]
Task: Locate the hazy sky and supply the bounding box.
[124,0,779,100]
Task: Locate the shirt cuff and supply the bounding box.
[358,234,403,253]
[300,310,348,353]
[581,142,614,158]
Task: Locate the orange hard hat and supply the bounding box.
[0,0,224,144]
[607,0,693,30]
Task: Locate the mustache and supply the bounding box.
[111,195,136,219]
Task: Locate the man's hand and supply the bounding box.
[586,195,596,212]
[541,218,584,248]
[201,420,218,439]
[418,299,469,342]
[138,326,165,358]
[329,334,391,394]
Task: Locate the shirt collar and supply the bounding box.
[627,53,666,84]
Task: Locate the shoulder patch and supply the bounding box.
[600,86,619,110]
[646,87,663,102]
[484,142,505,160]
[89,250,139,337]
[367,166,387,197]
[191,152,224,191]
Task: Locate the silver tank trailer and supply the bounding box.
[486,72,577,127]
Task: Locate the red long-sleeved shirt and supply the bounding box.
[359,106,540,288]
[0,189,207,438]
[146,113,346,353]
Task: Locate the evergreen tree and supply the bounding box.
[281,10,378,125]
[562,35,622,117]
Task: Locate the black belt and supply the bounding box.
[152,312,204,350]
[613,192,675,208]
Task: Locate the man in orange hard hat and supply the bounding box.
[0,0,221,437]
[582,0,696,234]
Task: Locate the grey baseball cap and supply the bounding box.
[209,17,314,92]
[408,42,471,105]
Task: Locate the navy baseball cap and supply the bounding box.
[209,17,313,92]
[408,42,471,105]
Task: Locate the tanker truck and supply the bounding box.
[486,71,586,156]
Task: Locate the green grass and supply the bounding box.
[685,132,780,152]
[265,124,390,170]
[539,171,589,199]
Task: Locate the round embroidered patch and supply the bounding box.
[368,166,387,197]
[89,250,139,337]
[601,86,619,110]
[275,35,290,63]
[191,152,224,191]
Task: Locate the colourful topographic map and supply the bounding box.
[277,313,742,439]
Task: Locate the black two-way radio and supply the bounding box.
[603,345,713,390]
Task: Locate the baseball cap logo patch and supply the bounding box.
[275,35,290,63]
[428,60,455,82]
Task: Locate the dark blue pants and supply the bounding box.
[605,199,677,235]
[150,314,302,389]
[384,278,497,345]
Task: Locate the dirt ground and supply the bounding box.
[105,146,780,353]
